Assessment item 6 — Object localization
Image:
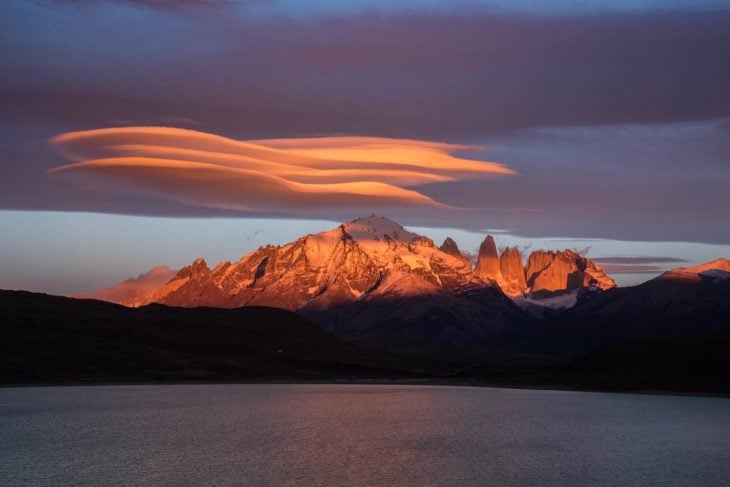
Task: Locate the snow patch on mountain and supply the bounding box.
[342,214,418,243]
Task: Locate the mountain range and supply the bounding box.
[83,215,624,344]
[3,215,728,392]
[533,258,730,354]
[79,215,729,354]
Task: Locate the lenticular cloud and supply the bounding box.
[48,126,514,215]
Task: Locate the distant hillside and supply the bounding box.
[565,333,730,394]
[0,290,435,384]
[529,263,730,354]
[2,288,728,394]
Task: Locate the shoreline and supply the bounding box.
[2,378,728,399]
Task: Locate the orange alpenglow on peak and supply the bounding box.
[525,250,616,298]
[475,238,615,298]
[676,258,730,274]
[659,258,730,282]
[475,235,502,282]
[79,215,616,313]
[499,247,527,296]
[439,237,471,267]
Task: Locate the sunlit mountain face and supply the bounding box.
[1,0,729,295]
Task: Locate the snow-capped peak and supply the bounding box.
[342,214,419,243]
[82,214,620,312]
[660,258,730,281]
[679,258,730,274]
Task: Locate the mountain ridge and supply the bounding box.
[3,288,729,394]
[75,215,620,343]
[75,215,728,346]
[84,215,615,310]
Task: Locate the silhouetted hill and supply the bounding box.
[565,333,730,394]
[529,269,730,354]
[0,290,436,384]
[2,288,728,394]
[304,286,534,345]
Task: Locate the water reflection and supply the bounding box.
[0,384,728,486]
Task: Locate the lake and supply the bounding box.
[1,384,728,486]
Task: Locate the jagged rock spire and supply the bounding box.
[475,235,502,282]
[439,237,471,266]
[87,216,617,311]
[525,249,615,298]
[499,247,527,296]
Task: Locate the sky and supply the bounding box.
[1,0,729,294]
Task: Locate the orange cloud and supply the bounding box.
[49,127,515,214]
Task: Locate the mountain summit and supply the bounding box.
[659,258,730,282]
[77,215,730,345]
[140,214,478,311]
[122,215,614,310]
[475,238,615,299]
[81,215,619,341]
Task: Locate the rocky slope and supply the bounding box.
[81,215,618,341]
[140,216,614,310]
[474,235,501,282]
[143,215,478,310]
[528,257,730,354]
[499,247,527,296]
[658,258,730,282]
[474,237,615,300]
[438,237,472,266]
[525,249,616,298]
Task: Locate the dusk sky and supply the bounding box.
[2,0,729,294]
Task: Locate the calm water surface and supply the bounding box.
[0,384,728,486]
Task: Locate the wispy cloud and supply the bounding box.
[3,3,730,242]
[594,256,687,265]
[596,256,688,275]
[35,0,243,12]
[600,264,667,275]
[48,126,514,216]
